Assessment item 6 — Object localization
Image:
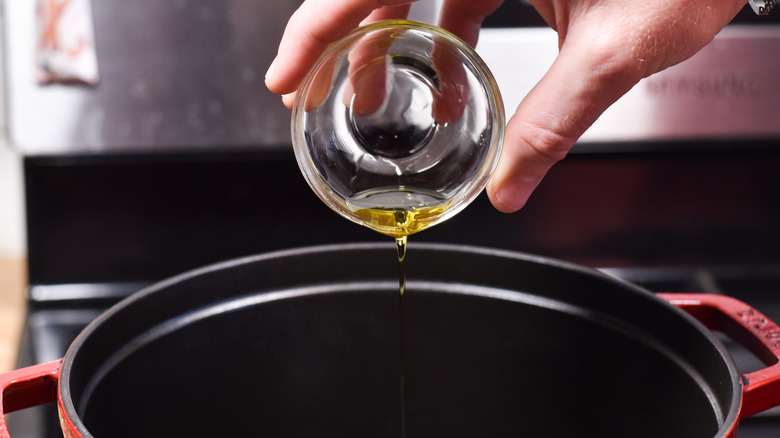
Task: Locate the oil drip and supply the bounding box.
[396,235,407,438]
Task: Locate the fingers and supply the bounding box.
[270,0,747,216]
[430,37,469,125]
[361,3,413,25]
[265,0,414,99]
[344,35,394,117]
[486,29,642,213]
[437,0,505,46]
[266,0,504,111]
[486,0,745,213]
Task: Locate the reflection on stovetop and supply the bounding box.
[8,267,780,437]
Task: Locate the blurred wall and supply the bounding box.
[0,7,26,259]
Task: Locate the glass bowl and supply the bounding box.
[292,20,504,238]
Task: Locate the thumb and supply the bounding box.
[486,34,642,213]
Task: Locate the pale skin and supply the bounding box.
[265,0,747,213]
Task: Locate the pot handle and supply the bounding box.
[0,360,61,438]
[659,293,780,418]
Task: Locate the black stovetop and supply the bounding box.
[9,146,780,437]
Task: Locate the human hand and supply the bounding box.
[301,22,470,127]
[265,0,746,213]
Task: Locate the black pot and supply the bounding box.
[2,243,780,438]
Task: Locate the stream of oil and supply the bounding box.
[353,204,451,438]
[395,235,408,438]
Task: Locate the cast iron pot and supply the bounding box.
[2,243,780,438]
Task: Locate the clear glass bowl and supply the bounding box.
[292,20,504,238]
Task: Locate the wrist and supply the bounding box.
[748,0,775,15]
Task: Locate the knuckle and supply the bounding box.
[511,120,576,164]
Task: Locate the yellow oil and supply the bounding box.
[354,205,449,238]
[396,235,407,438]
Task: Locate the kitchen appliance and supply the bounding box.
[4,243,780,438]
[3,0,780,436]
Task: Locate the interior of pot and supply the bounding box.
[60,243,739,438]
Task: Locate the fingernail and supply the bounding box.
[282,92,296,109]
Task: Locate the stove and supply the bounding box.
[6,146,780,437]
[4,0,780,436]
